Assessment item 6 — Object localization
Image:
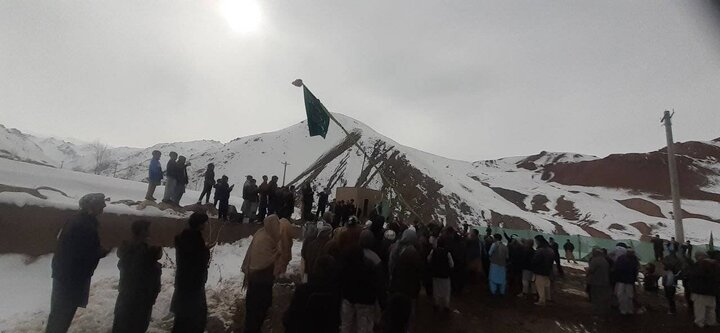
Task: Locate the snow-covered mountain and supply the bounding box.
[1,115,719,243]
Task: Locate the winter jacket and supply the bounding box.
[586,256,610,286]
[686,259,720,296]
[428,247,454,279]
[177,163,189,185]
[563,242,575,252]
[613,253,639,284]
[341,247,383,305]
[203,169,215,186]
[550,242,561,259]
[166,160,178,179]
[214,183,233,202]
[173,229,209,291]
[117,240,162,299]
[284,279,341,333]
[51,213,105,306]
[531,246,555,277]
[247,184,259,203]
[242,180,252,200]
[318,192,329,207]
[258,181,270,203]
[148,159,163,183]
[489,242,509,267]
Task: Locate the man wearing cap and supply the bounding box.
[46,193,110,333]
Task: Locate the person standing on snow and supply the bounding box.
[257,175,270,221]
[112,220,162,333]
[302,183,314,221]
[171,213,213,333]
[267,175,280,214]
[173,155,190,205]
[241,175,253,221]
[162,152,178,204]
[46,193,110,333]
[214,176,234,221]
[316,189,329,219]
[145,150,163,201]
[242,215,293,333]
[549,237,564,277]
[564,239,577,264]
[197,163,215,205]
[247,178,260,223]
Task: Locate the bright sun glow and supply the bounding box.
[219,0,261,34]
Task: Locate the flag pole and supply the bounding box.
[293,79,424,224]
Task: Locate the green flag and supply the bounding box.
[302,86,330,138]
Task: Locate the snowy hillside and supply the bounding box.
[1,115,719,243]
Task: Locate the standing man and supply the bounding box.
[564,239,577,264]
[46,193,110,333]
[488,234,509,296]
[549,237,564,277]
[112,220,162,333]
[247,178,260,223]
[145,150,163,201]
[267,176,279,215]
[614,249,639,315]
[162,152,178,204]
[171,213,213,333]
[197,163,215,205]
[652,235,665,262]
[532,235,555,306]
[301,183,314,221]
[257,175,270,221]
[214,176,234,222]
[316,189,329,219]
[174,156,190,205]
[241,175,253,221]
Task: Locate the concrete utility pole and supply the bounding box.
[281,161,291,186]
[661,110,684,243]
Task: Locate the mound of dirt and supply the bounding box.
[489,187,528,211]
[531,194,550,212]
[0,203,261,256]
[630,222,654,241]
[553,196,581,220]
[543,141,720,202]
[616,198,665,218]
[488,210,535,230]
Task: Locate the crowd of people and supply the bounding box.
[46,190,720,333]
[44,149,719,332]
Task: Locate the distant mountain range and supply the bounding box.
[2,115,719,243]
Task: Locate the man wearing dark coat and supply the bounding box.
[258,175,270,220]
[171,213,212,333]
[267,176,279,214]
[112,220,162,333]
[316,189,329,219]
[46,193,110,333]
[301,183,314,221]
[197,163,215,204]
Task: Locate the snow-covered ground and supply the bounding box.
[0,158,244,218]
[0,238,303,332]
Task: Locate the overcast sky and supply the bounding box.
[1,1,719,161]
